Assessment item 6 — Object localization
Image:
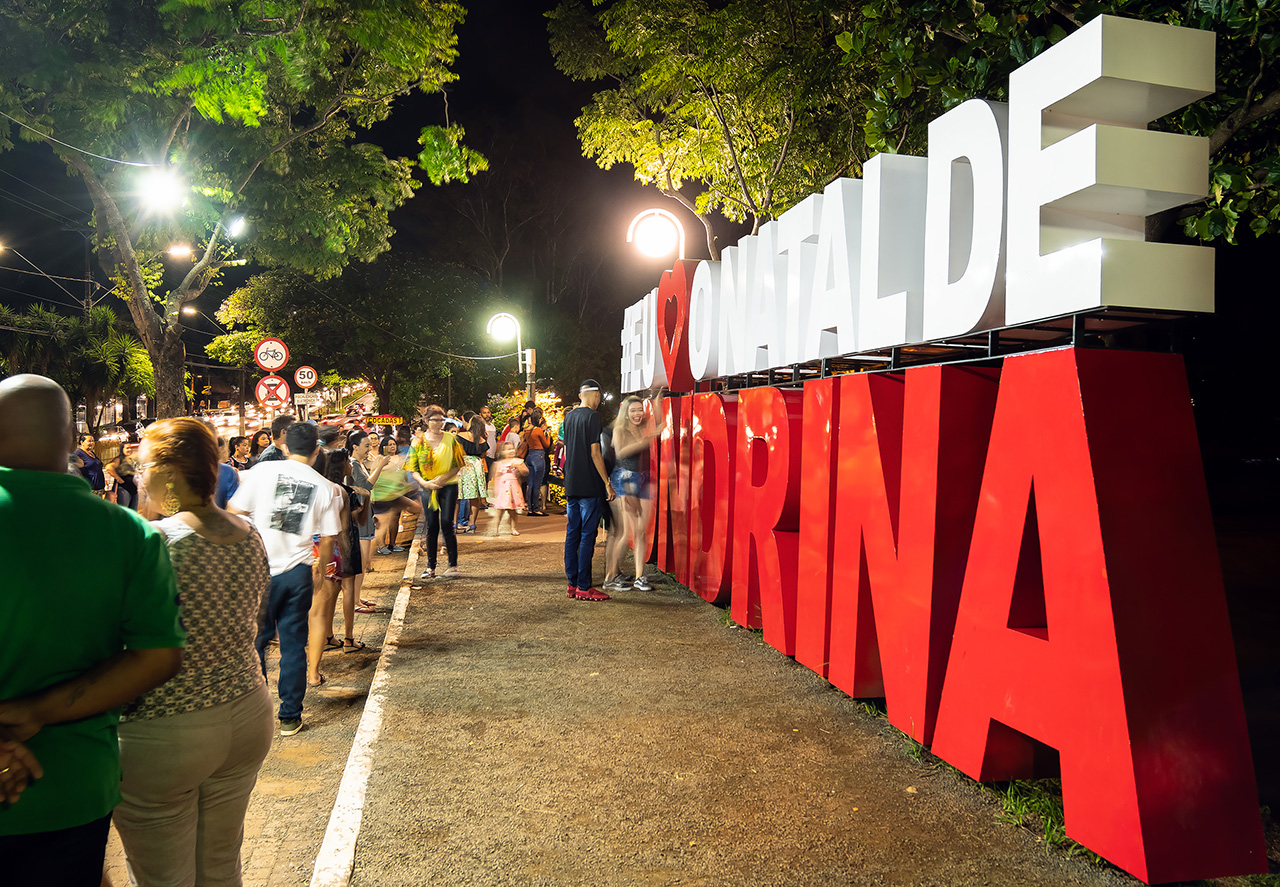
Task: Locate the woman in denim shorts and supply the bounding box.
[603,389,667,592]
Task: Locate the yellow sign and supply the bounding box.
[369,415,403,425]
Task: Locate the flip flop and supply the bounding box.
[343,638,367,653]
[359,598,376,607]
[323,636,342,651]
[355,605,377,614]
[307,674,326,687]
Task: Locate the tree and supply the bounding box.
[548,0,863,258]
[57,308,155,435]
[0,0,486,418]
[208,256,496,417]
[834,0,1280,244]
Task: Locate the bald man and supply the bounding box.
[0,375,186,885]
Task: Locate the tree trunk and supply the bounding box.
[153,329,188,419]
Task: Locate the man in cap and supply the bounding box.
[561,379,615,601]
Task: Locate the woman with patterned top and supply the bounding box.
[405,406,467,579]
[115,418,274,887]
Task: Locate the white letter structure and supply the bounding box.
[1005,15,1216,324]
[924,100,1009,340]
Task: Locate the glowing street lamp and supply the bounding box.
[488,311,535,404]
[140,168,186,213]
[627,208,686,259]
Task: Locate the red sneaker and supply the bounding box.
[567,584,579,598]
[575,587,610,602]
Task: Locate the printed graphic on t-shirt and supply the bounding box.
[270,476,316,534]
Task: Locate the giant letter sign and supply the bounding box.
[731,388,803,643]
[1005,16,1215,324]
[930,349,1264,883]
[688,393,736,604]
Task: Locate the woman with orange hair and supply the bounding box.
[114,418,274,887]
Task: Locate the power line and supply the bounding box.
[0,249,85,306]
[0,263,106,286]
[0,186,79,227]
[0,281,84,311]
[0,111,157,167]
[0,168,88,216]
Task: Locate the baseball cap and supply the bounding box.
[579,379,601,393]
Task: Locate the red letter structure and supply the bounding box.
[655,260,699,393]
[930,348,1264,883]
[794,379,839,677]
[688,392,736,604]
[732,387,803,647]
[824,367,999,737]
[655,395,692,580]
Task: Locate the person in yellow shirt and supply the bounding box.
[405,405,467,579]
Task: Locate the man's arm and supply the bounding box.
[0,647,184,742]
[590,442,616,501]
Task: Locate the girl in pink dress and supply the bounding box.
[487,442,527,536]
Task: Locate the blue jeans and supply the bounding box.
[255,563,313,721]
[564,496,603,590]
[525,449,546,512]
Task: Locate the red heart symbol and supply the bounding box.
[655,260,697,392]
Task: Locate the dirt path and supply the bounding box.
[347,516,1131,887]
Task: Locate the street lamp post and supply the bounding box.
[627,208,686,260]
[487,312,535,405]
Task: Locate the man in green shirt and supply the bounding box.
[0,375,186,885]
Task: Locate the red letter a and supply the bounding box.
[930,348,1264,883]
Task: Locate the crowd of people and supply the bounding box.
[1,373,663,885]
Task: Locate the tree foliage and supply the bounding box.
[548,0,862,256]
[0,0,485,417]
[836,0,1280,244]
[551,0,1280,248]
[0,304,153,433]
[209,256,497,417]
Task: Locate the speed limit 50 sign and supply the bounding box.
[294,365,319,389]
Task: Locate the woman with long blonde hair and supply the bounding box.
[602,390,666,592]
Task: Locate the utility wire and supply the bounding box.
[0,186,79,226]
[0,168,89,216]
[296,277,521,362]
[0,111,156,167]
[0,263,107,286]
[0,249,88,306]
[0,281,84,311]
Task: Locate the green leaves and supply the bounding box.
[417,125,490,186]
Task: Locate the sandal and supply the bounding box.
[359,598,376,607]
[343,638,367,653]
[323,636,342,651]
[355,605,377,614]
[307,674,326,687]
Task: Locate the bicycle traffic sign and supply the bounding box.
[294,365,319,390]
[254,337,289,372]
[255,374,291,409]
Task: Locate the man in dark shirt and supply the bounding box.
[562,380,615,601]
[255,414,296,463]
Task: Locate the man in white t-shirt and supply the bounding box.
[229,423,341,736]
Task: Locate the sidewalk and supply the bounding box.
[110,513,1132,886]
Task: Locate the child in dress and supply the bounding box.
[487,442,528,536]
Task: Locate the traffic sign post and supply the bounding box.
[254,338,289,373]
[255,374,291,411]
